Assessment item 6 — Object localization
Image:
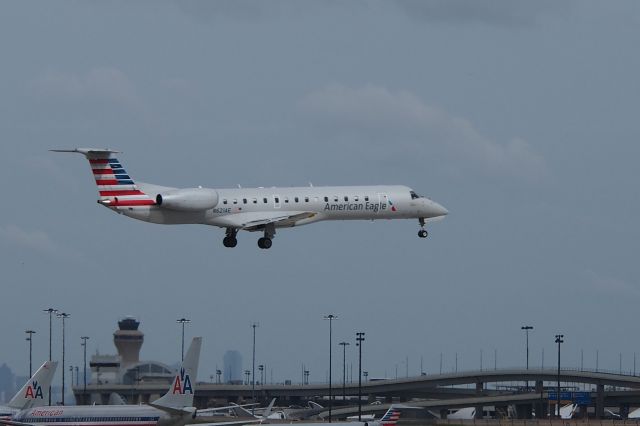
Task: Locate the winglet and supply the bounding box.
[7,361,58,410]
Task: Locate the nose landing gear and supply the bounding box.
[418,218,429,238]
[223,228,238,247]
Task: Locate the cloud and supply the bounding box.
[0,224,82,261]
[583,269,639,297]
[393,0,570,27]
[28,67,142,110]
[299,84,546,180]
[175,0,270,22]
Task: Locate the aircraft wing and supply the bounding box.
[188,419,262,426]
[217,212,317,231]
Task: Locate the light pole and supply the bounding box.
[258,364,264,385]
[251,322,259,414]
[69,366,74,392]
[323,315,337,422]
[555,334,564,418]
[81,336,89,403]
[43,307,57,405]
[244,370,251,385]
[356,332,365,421]
[57,312,70,405]
[176,318,191,361]
[521,325,533,390]
[339,342,350,402]
[216,369,221,384]
[25,330,36,377]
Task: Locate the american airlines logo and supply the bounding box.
[24,381,44,399]
[171,368,193,395]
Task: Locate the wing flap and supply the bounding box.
[216,212,317,230]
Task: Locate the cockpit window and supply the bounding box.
[410,191,420,200]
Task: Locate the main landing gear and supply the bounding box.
[257,224,275,249]
[418,218,429,239]
[223,228,238,248]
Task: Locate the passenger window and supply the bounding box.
[284,197,289,203]
[354,196,359,202]
[275,197,279,203]
[252,198,257,204]
[324,196,328,202]
[364,196,369,201]
[223,199,228,205]
[233,199,238,204]
[333,196,338,202]
[305,197,309,202]
[294,197,299,202]
[263,197,268,203]
[344,196,348,201]
[243,198,247,204]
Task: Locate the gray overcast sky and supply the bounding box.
[1,0,639,387]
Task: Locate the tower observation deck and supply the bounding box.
[113,316,144,368]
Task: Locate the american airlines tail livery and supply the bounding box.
[1,338,202,426]
[0,361,57,417]
[53,149,448,249]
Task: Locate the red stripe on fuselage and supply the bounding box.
[28,423,157,426]
[99,190,146,196]
[109,199,155,206]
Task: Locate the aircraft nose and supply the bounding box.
[424,199,448,218]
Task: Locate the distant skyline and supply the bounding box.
[1,0,639,389]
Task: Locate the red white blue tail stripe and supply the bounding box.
[380,407,401,426]
[85,151,154,207]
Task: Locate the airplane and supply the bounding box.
[0,361,58,418]
[0,338,202,426]
[52,149,448,249]
[292,405,403,426]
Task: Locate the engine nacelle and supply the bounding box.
[155,188,219,211]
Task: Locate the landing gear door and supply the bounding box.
[273,194,281,209]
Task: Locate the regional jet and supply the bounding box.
[53,149,448,249]
[1,339,202,426]
[0,361,57,418]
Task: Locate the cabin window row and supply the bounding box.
[221,195,371,205]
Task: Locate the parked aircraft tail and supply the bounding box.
[51,148,155,207]
[7,361,58,410]
[152,337,202,410]
[378,406,402,426]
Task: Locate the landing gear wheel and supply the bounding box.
[418,229,428,238]
[223,236,238,247]
[257,237,272,249]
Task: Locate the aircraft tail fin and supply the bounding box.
[7,361,58,410]
[378,406,402,426]
[51,148,155,207]
[152,337,202,410]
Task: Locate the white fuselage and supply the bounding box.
[13,405,185,426]
[113,184,447,230]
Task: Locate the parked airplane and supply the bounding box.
[52,149,448,249]
[0,361,57,418]
[293,405,403,426]
[1,338,201,426]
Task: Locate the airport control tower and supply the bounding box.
[113,316,144,368]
